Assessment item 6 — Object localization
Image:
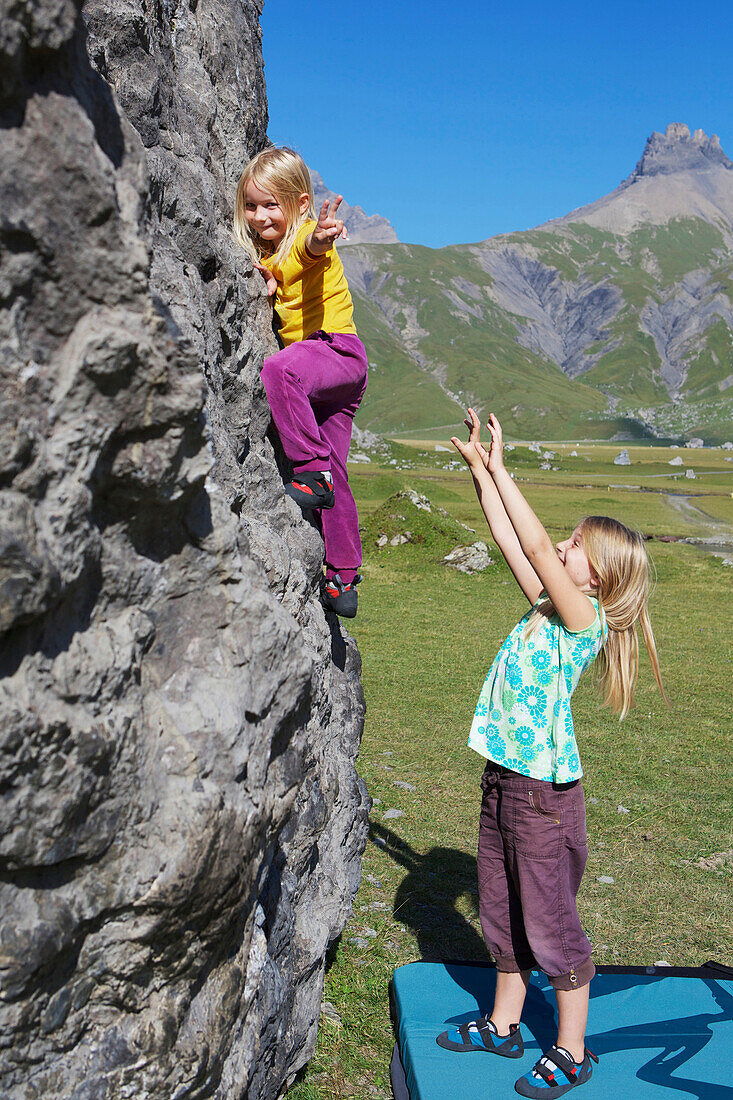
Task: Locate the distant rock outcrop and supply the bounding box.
[629,123,733,178]
[442,542,492,573]
[0,2,368,1098]
[311,169,399,243]
[555,123,733,233]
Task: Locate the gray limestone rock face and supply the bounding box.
[0,2,369,1098]
[476,247,623,377]
[639,269,733,397]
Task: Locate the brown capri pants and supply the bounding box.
[477,762,595,991]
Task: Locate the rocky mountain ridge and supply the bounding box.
[344,124,733,442]
[311,169,399,244]
[629,123,732,178]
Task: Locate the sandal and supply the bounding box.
[436,1017,523,1058]
[515,1045,598,1097]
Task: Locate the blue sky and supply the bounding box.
[261,0,733,248]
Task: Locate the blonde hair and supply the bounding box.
[526,515,666,718]
[233,146,316,267]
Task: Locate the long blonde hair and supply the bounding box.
[233,146,316,267]
[526,515,666,718]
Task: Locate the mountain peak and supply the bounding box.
[310,169,399,244]
[627,123,732,181]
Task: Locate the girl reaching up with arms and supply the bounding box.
[234,146,367,617]
[436,409,666,1097]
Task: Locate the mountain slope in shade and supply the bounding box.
[343,125,733,443]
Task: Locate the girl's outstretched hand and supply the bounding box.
[312,196,348,249]
[485,413,505,474]
[450,407,491,471]
[254,261,277,296]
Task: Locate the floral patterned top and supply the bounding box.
[468,598,607,782]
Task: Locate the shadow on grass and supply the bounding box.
[369,821,488,961]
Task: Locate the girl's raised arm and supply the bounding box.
[305,196,348,257]
[484,414,596,632]
[451,409,543,605]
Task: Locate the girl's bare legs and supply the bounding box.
[490,970,531,1033]
[491,973,589,1062]
[556,984,589,1062]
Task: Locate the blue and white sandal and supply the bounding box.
[436,1017,523,1058]
[515,1045,598,1096]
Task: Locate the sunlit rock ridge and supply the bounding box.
[552,122,733,233]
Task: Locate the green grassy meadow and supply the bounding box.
[288,441,733,1100]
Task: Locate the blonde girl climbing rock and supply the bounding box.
[234,146,367,617]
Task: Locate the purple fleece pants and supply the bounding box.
[260,331,368,583]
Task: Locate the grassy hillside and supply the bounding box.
[350,295,464,433]
[346,217,733,444]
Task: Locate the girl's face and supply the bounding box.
[243,180,310,247]
[556,525,598,592]
[244,180,289,245]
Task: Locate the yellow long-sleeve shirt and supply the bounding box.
[265,220,358,347]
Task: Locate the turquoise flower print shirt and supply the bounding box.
[468,598,607,782]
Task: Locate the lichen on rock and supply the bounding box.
[0,2,369,1097]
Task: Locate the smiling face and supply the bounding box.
[556,524,599,592]
[243,179,289,246]
[243,179,310,248]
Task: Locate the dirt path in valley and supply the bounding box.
[664,494,733,558]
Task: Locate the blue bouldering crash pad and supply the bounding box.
[390,961,733,1099]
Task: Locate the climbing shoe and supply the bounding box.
[436,1018,523,1058]
[515,1045,598,1097]
[286,471,334,510]
[321,573,361,618]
